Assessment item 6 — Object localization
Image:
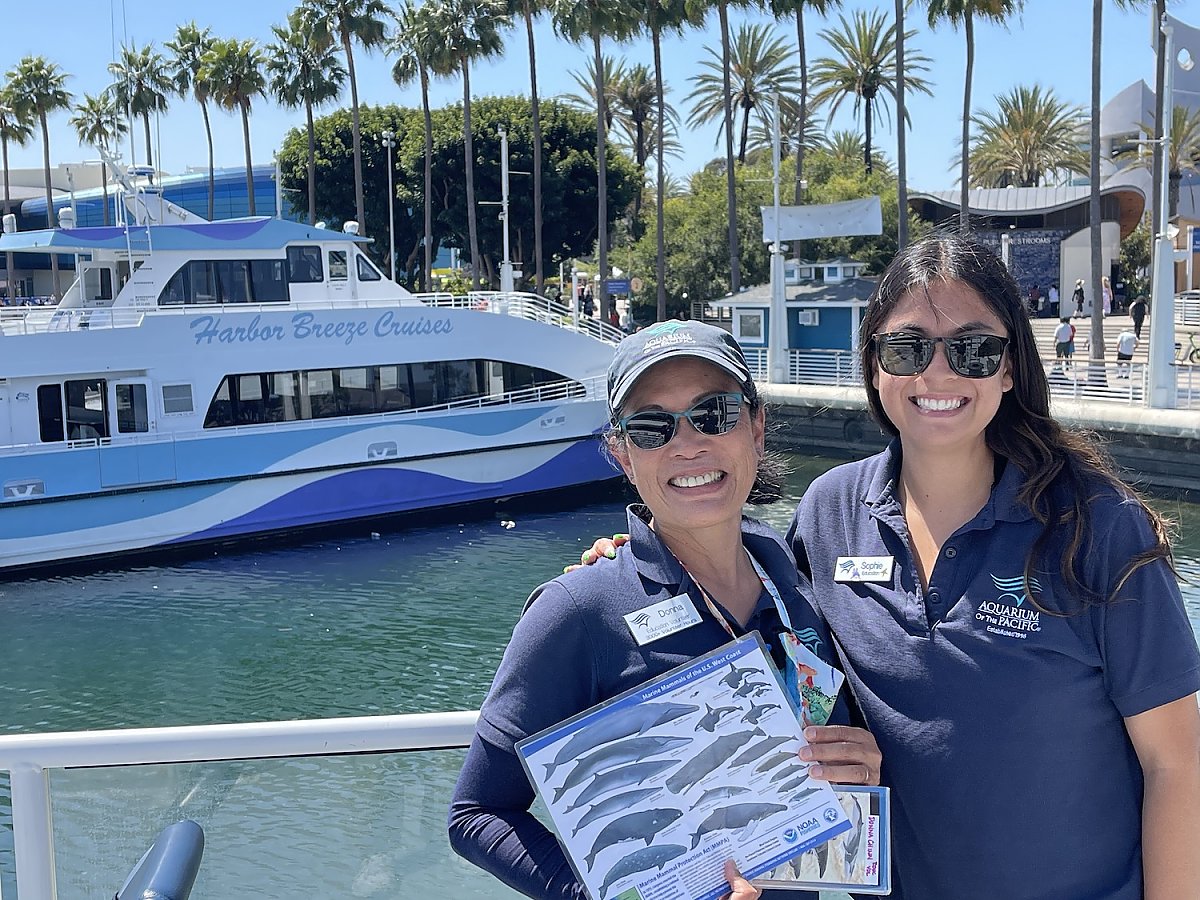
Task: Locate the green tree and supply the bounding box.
[823,129,890,172]
[613,62,680,237]
[426,0,509,290]
[967,85,1086,187]
[68,92,127,226]
[553,0,642,319]
[1119,219,1152,301]
[508,0,550,294]
[390,0,440,291]
[1116,105,1200,218]
[923,0,1023,233]
[685,23,801,164]
[201,38,267,216]
[107,43,172,179]
[165,23,218,220]
[768,0,842,203]
[811,9,931,176]
[0,88,33,302]
[299,0,391,235]
[565,55,625,130]
[7,55,72,297]
[268,10,348,224]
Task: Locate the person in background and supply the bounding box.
[1102,275,1114,316]
[1130,295,1148,340]
[449,321,881,900]
[1115,324,1139,377]
[1048,282,1060,317]
[1072,278,1086,318]
[1053,315,1075,372]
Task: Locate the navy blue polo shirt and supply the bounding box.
[787,442,1200,900]
[451,505,846,900]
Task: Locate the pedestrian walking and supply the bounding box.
[1053,316,1076,372]
[1071,279,1085,318]
[1129,296,1147,340]
[1115,326,1138,378]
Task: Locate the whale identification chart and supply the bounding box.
[516,634,851,900]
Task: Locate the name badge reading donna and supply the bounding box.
[834,556,895,583]
[623,595,703,645]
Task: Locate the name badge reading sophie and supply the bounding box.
[834,556,895,583]
[623,594,703,645]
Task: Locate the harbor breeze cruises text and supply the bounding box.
[189,311,454,347]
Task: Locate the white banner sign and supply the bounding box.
[760,196,883,241]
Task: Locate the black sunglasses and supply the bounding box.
[872,332,1010,378]
[616,392,745,450]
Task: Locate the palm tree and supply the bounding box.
[427,0,509,291]
[645,0,695,321]
[390,0,439,291]
[746,103,823,161]
[565,55,626,130]
[107,44,173,180]
[201,39,267,216]
[923,0,1023,234]
[967,85,1086,187]
[810,9,931,175]
[268,11,347,225]
[68,93,127,226]
[767,0,842,204]
[613,62,678,239]
[1116,106,1200,218]
[0,89,33,303]
[6,56,72,298]
[685,23,802,164]
[553,0,641,320]
[299,0,391,235]
[165,23,217,220]
[823,129,891,172]
[508,0,549,294]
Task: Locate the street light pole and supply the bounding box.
[498,126,514,293]
[1148,15,1181,408]
[381,130,397,281]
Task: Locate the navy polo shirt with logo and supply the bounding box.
[449,505,846,900]
[787,441,1200,900]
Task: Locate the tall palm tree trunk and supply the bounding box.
[305,98,317,224]
[240,102,256,216]
[3,137,12,302]
[719,3,741,294]
[592,26,610,321]
[958,12,973,234]
[343,34,366,234]
[39,115,60,299]
[142,113,155,183]
[1089,0,1105,367]
[895,0,908,250]
[738,101,751,163]
[794,9,807,205]
[201,99,215,221]
[101,173,110,227]
[864,94,874,175]
[422,68,433,292]
[522,1,545,295]
[653,26,666,322]
[463,63,481,290]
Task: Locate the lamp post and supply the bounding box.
[381,130,397,281]
[498,126,514,293]
[768,95,788,385]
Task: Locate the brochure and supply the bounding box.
[516,634,851,900]
[753,786,892,895]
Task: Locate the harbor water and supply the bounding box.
[1,452,1198,899]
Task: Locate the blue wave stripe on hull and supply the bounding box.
[168,439,617,545]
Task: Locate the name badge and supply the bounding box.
[623,594,702,646]
[834,556,895,583]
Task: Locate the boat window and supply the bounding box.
[329,250,348,281]
[162,384,194,414]
[214,260,252,303]
[250,259,287,303]
[201,360,581,429]
[356,253,382,282]
[287,246,323,283]
[158,259,288,306]
[37,384,64,442]
[116,384,149,433]
[64,379,109,441]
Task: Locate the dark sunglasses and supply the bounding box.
[617,392,745,450]
[872,332,1010,378]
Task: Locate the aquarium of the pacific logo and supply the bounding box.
[975,574,1042,639]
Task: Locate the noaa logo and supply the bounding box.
[630,613,651,630]
[781,827,799,843]
[823,808,839,823]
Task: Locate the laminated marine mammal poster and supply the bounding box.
[516,634,851,900]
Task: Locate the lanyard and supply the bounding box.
[678,547,791,638]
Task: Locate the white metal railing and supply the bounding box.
[0,711,479,900]
[419,291,626,344]
[1177,293,1200,326]
[0,375,605,459]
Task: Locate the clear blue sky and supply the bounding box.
[4,1,1195,193]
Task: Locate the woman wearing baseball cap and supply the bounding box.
[449,320,880,899]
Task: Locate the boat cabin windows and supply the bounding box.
[37,379,111,442]
[158,259,287,306]
[203,360,581,429]
[356,253,382,282]
[161,384,194,414]
[328,250,349,281]
[287,246,323,283]
[115,384,149,434]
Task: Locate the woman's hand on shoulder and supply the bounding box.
[563,534,630,573]
[799,725,882,786]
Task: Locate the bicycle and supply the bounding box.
[1175,332,1200,365]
